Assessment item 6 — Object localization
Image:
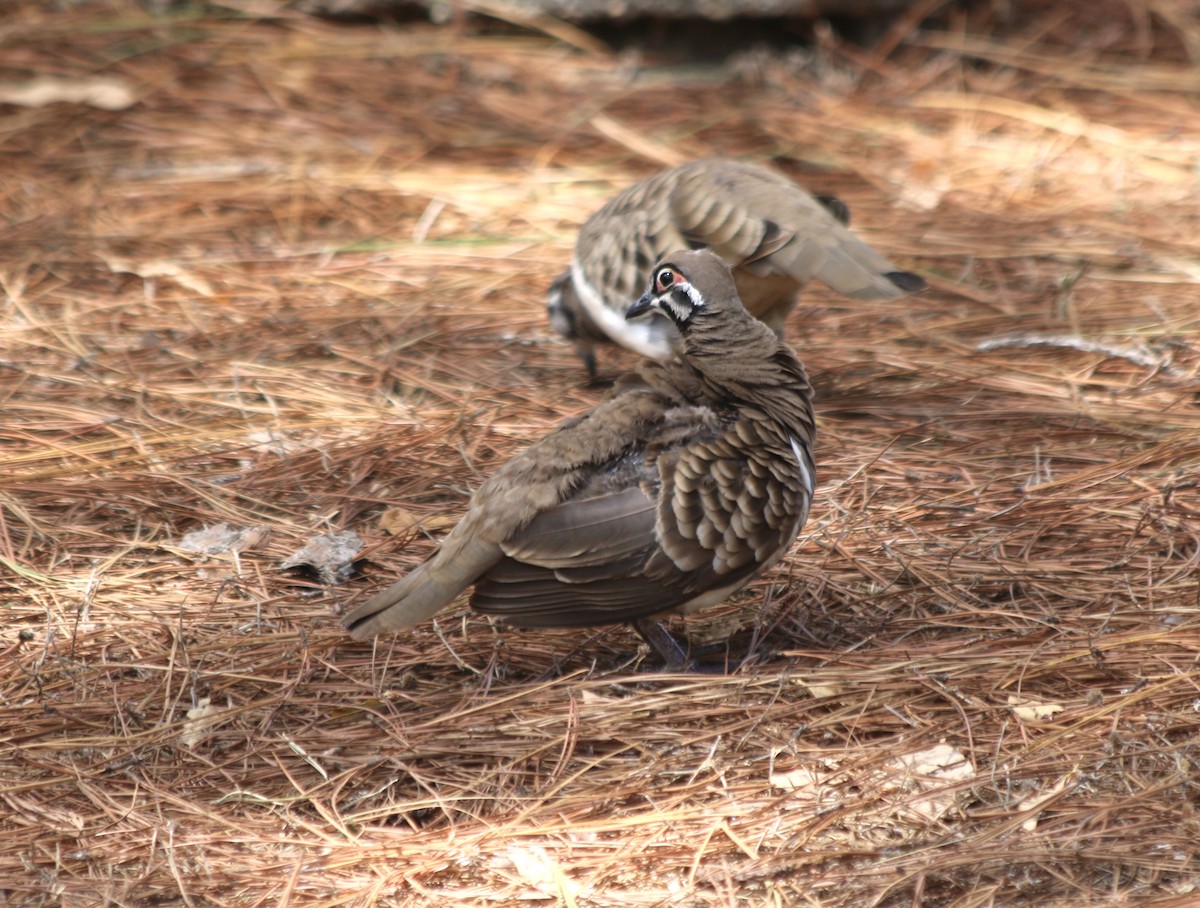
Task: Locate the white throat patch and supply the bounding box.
[658,279,705,325]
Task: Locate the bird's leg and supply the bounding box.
[580,349,616,390]
[634,618,692,671]
[633,619,744,674]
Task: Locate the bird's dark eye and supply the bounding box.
[655,268,677,292]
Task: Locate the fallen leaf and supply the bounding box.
[0,75,135,110]
[1007,695,1065,721]
[175,523,267,556]
[1018,773,1074,831]
[181,698,223,749]
[882,743,976,822]
[243,429,313,457]
[281,531,363,584]
[506,844,579,906]
[377,506,458,535]
[797,679,841,699]
[101,255,215,297]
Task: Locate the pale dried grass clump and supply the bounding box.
[2,1,1199,905]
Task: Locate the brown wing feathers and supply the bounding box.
[499,486,657,568]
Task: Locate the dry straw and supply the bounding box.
[2,0,1199,904]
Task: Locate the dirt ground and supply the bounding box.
[2,1,1199,905]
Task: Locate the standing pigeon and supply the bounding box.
[347,249,817,669]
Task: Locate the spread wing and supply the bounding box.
[670,161,922,301]
[569,160,923,351]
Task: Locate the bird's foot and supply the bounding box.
[634,619,734,674]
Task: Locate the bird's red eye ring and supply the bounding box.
[655,267,677,292]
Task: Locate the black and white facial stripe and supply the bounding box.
[626,264,706,329]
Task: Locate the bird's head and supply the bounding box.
[625,249,740,336]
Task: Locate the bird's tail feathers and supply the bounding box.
[772,228,924,301]
[342,536,499,640]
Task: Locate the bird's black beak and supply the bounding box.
[625,292,655,321]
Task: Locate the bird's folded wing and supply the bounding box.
[472,424,808,629]
[473,483,673,626]
[498,485,656,568]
